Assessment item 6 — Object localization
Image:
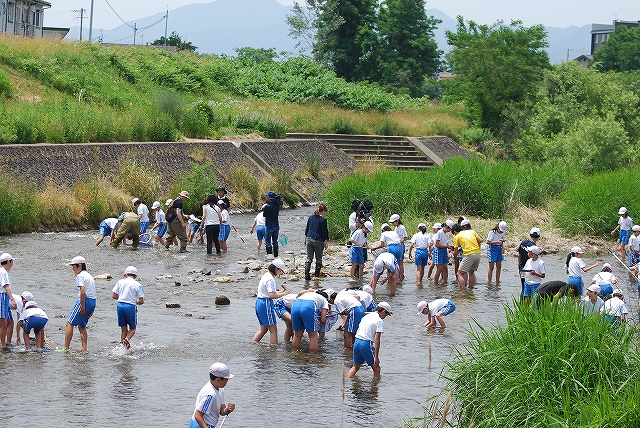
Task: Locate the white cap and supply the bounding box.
[374,259,384,272]
[381,223,389,231]
[209,362,234,379]
[324,289,335,299]
[24,301,37,309]
[68,256,86,265]
[633,225,640,232]
[272,258,287,273]
[619,207,627,215]
[363,221,373,231]
[587,284,600,294]
[602,263,612,269]
[526,246,540,255]
[21,291,34,301]
[529,227,541,237]
[165,199,173,206]
[132,198,140,205]
[362,285,374,295]
[570,246,584,254]
[432,223,442,229]
[152,201,161,209]
[389,214,400,222]
[124,266,138,276]
[460,219,470,226]
[378,301,392,314]
[418,223,426,229]
[445,220,454,228]
[612,288,624,296]
[417,300,428,314]
[498,221,507,232]
[0,253,13,263]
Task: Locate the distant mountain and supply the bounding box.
[66,0,591,64]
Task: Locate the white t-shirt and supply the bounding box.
[567,257,586,277]
[379,230,401,246]
[256,272,277,298]
[12,294,23,315]
[355,312,384,342]
[76,270,97,300]
[19,306,48,321]
[137,204,150,222]
[192,382,225,427]
[395,225,408,242]
[296,291,329,310]
[349,229,368,247]
[427,298,450,315]
[280,293,297,309]
[592,271,616,285]
[203,204,221,226]
[523,258,546,285]
[104,218,118,229]
[629,234,640,251]
[602,297,629,317]
[334,292,361,314]
[619,215,633,231]
[349,212,373,233]
[351,290,373,309]
[373,253,397,276]
[434,229,450,247]
[0,267,9,293]
[487,230,505,243]
[155,210,166,224]
[410,232,431,249]
[112,277,145,305]
[582,296,604,316]
[254,212,265,227]
[220,209,229,225]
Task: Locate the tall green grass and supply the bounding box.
[421,301,640,427]
[553,165,640,237]
[167,162,219,214]
[323,157,575,240]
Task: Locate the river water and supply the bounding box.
[0,206,637,427]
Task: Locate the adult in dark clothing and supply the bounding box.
[216,186,231,208]
[165,191,190,253]
[518,227,541,297]
[304,204,329,280]
[535,280,579,306]
[263,190,281,257]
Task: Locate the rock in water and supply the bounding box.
[94,273,112,280]
[166,303,181,308]
[215,295,230,305]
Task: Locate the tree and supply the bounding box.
[286,0,344,61]
[318,0,378,82]
[377,0,441,95]
[445,18,550,141]
[592,25,640,72]
[151,32,197,52]
[234,47,279,63]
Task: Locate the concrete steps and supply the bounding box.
[285,133,436,170]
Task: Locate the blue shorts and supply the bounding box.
[619,229,631,245]
[256,225,266,241]
[291,299,319,333]
[365,299,377,312]
[353,337,376,366]
[140,221,150,233]
[350,245,365,264]
[99,221,113,237]
[415,248,430,267]
[0,293,10,319]
[156,223,167,237]
[189,419,216,428]
[219,224,231,241]
[343,305,365,334]
[387,244,403,263]
[439,301,456,316]
[190,224,199,233]
[67,298,97,328]
[116,301,137,328]
[600,283,613,297]
[628,250,640,266]
[523,282,539,297]
[274,298,290,319]
[255,297,277,327]
[568,275,584,295]
[487,244,504,263]
[434,247,449,265]
[24,316,48,334]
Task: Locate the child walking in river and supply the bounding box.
[189,362,236,428]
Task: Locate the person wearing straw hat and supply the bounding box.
[0,253,17,349]
[165,190,190,253]
[63,256,96,352]
[611,207,633,260]
[600,288,628,325]
[111,266,145,350]
[189,362,235,428]
[347,302,392,379]
[565,246,601,296]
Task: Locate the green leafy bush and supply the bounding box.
[168,162,219,214]
[0,69,12,99]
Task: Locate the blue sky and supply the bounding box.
[45,0,638,30]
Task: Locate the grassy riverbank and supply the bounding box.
[0,36,467,143]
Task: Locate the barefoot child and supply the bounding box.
[417,298,456,329]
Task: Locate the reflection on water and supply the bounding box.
[0,206,636,426]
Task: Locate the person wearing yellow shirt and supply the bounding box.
[453,220,483,287]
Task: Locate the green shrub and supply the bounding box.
[226,164,261,208]
[430,300,640,427]
[305,151,321,178]
[329,117,360,134]
[0,69,12,99]
[168,162,219,214]
[376,117,408,136]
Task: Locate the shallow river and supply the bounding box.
[0,206,637,427]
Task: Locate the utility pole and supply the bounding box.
[72,8,85,40]
[163,7,168,48]
[133,22,137,45]
[89,0,94,42]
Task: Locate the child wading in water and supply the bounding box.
[189,362,236,428]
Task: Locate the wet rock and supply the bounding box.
[201,269,212,275]
[174,281,182,287]
[215,295,230,305]
[211,276,233,283]
[248,262,263,270]
[185,313,193,317]
[166,303,181,308]
[94,273,112,280]
[249,290,257,297]
[198,315,206,319]
[187,277,204,283]
[242,266,249,273]
[215,269,221,275]
[156,274,173,280]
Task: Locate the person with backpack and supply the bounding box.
[165,191,190,253]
